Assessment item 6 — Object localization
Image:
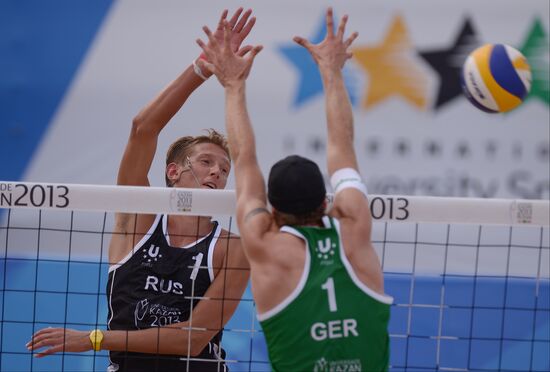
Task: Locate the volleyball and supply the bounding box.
[461,44,531,113]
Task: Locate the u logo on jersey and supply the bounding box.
[142,244,163,263]
[316,238,336,263]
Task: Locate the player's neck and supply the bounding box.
[166,215,214,245]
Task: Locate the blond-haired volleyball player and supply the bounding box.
[197,7,393,371]
[28,8,255,372]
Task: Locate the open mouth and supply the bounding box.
[204,183,216,189]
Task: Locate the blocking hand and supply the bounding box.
[293,7,358,72]
[197,20,263,88]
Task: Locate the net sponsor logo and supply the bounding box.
[170,189,193,212]
[512,202,533,224]
[313,357,362,372]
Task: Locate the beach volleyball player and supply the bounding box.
[198,7,393,371]
[27,8,255,371]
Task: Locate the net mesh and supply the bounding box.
[0,186,548,371]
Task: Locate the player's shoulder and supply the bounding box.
[218,227,239,239]
[215,228,242,249]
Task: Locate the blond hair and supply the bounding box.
[165,129,230,186]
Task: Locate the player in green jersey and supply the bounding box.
[197,7,393,371]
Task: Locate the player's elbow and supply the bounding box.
[165,330,209,356]
[188,334,212,357]
[130,116,159,139]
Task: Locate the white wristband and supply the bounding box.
[192,59,208,80]
[330,168,368,197]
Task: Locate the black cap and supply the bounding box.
[267,155,326,214]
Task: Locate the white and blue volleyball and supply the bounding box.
[461,44,531,113]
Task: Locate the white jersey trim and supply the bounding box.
[207,224,223,282]
[108,214,162,273]
[256,226,311,322]
[332,218,393,305]
[107,269,117,335]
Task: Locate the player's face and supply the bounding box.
[177,142,231,190]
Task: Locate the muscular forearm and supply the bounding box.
[133,65,206,134]
[102,324,217,357]
[224,83,257,163]
[321,68,357,173]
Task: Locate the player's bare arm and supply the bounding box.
[294,8,384,295]
[27,231,249,357]
[196,21,271,260]
[109,9,256,264]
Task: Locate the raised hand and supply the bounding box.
[26,327,91,357]
[197,21,262,88]
[208,8,256,57]
[293,7,358,72]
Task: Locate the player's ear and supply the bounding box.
[166,162,181,185]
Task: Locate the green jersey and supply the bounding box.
[258,216,393,372]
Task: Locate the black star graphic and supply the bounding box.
[366,139,380,156]
[425,140,442,157]
[538,142,549,162]
[420,18,481,109]
[456,142,471,158]
[309,137,325,153]
[395,140,410,156]
[512,143,523,160]
[485,141,497,158]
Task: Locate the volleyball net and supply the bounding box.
[0,181,548,371]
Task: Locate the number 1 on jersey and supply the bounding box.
[321,277,337,312]
[190,253,204,280]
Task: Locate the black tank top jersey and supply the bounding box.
[106,214,227,372]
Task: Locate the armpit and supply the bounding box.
[244,207,270,222]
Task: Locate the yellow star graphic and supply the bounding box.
[353,15,429,110]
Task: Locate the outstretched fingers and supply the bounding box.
[246,45,263,62]
[293,36,314,52]
[33,343,66,358]
[238,45,254,57]
[326,7,335,36]
[344,31,359,48]
[223,20,232,50]
[26,328,63,353]
[336,15,348,40]
[239,16,256,43]
[233,8,252,33]
[216,9,229,32]
[227,7,244,29]
[202,26,218,48]
[196,37,213,63]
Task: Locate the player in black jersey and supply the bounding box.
[27,8,255,372]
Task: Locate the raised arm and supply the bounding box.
[295,9,384,293]
[118,8,255,187]
[293,8,366,220]
[111,9,256,264]
[196,22,269,260]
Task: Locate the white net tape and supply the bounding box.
[1,181,548,226]
[0,181,548,371]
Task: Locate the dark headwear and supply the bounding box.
[267,155,326,214]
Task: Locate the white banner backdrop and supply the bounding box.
[25,0,550,199]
